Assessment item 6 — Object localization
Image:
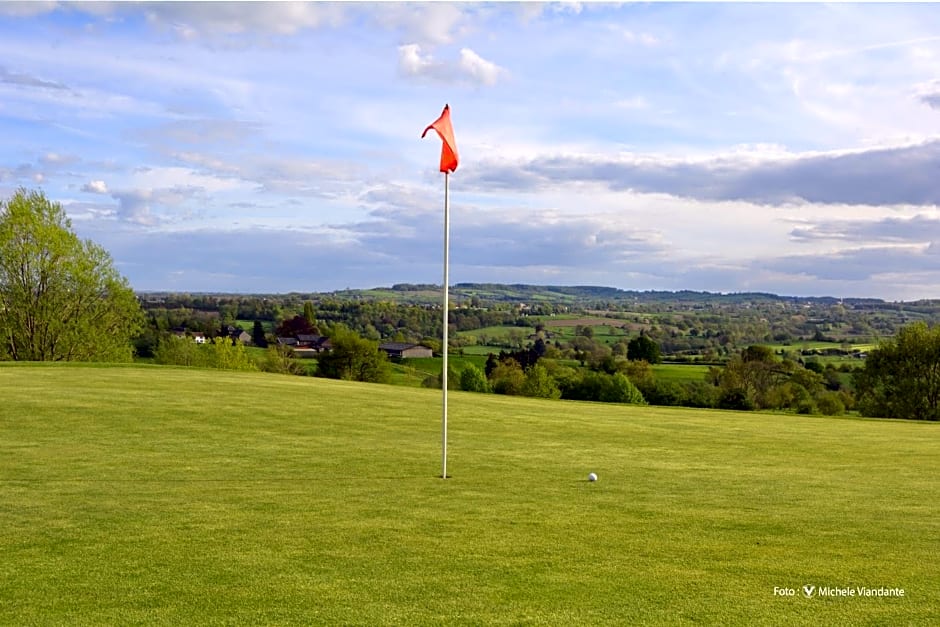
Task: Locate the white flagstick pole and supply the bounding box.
[441,171,450,479]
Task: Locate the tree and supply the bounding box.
[275,314,318,338]
[252,320,268,348]
[602,373,646,404]
[154,335,203,367]
[208,338,257,371]
[627,335,661,364]
[459,364,490,393]
[259,343,305,376]
[521,364,561,399]
[717,344,788,409]
[855,322,940,420]
[0,188,142,361]
[315,328,390,383]
[489,359,525,395]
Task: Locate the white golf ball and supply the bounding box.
[588,472,598,482]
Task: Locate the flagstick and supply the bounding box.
[441,171,450,479]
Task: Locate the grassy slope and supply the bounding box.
[1,363,938,625]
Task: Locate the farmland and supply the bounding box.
[2,363,937,624]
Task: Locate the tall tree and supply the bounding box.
[303,300,316,325]
[855,322,940,421]
[627,335,661,364]
[252,320,268,348]
[0,189,142,361]
[315,327,390,383]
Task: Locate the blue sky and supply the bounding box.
[2,2,940,299]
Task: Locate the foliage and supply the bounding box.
[208,338,257,372]
[421,362,460,390]
[627,334,661,364]
[717,345,788,409]
[0,188,142,362]
[815,391,846,416]
[303,301,316,325]
[251,320,268,348]
[459,364,490,393]
[153,336,257,372]
[521,364,561,399]
[855,322,940,420]
[154,336,204,367]
[560,371,645,405]
[489,359,526,395]
[315,327,390,383]
[259,343,306,376]
[275,314,319,338]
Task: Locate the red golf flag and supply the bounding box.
[422,104,459,173]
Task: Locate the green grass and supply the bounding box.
[651,363,711,383]
[1,363,938,624]
[765,341,874,353]
[458,344,502,356]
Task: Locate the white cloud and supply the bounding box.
[83,180,109,194]
[397,44,448,81]
[140,1,348,38]
[459,48,505,86]
[398,44,506,86]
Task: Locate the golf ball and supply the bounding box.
[588,472,598,482]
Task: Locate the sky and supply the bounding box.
[2,2,940,300]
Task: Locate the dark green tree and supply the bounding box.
[627,335,661,364]
[252,320,268,348]
[855,322,940,420]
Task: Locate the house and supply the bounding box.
[296,334,332,352]
[171,327,207,343]
[223,325,252,345]
[378,342,433,359]
[276,334,331,358]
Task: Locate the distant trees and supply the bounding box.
[710,344,849,415]
[855,322,940,421]
[153,335,256,371]
[0,188,142,361]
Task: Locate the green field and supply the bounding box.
[2,363,938,624]
[651,363,711,382]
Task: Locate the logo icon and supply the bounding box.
[803,585,816,598]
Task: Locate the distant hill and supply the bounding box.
[323,283,893,307]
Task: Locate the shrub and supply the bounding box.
[459,364,490,393]
[816,391,846,416]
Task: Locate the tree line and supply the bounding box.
[2,188,939,421]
